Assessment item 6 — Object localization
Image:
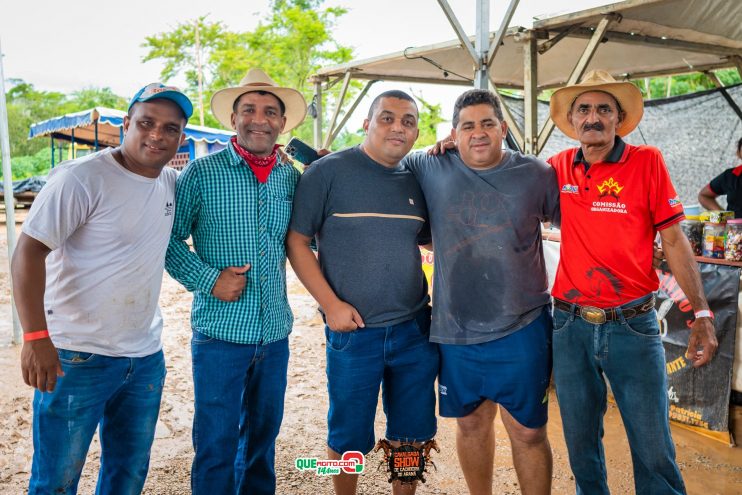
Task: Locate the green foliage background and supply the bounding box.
[2,81,127,179]
[142,0,357,144]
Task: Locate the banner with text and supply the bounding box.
[656,262,739,444]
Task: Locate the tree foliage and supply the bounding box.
[142,15,224,126]
[141,0,356,144]
[142,16,224,87]
[413,92,445,148]
[3,80,128,179]
[634,69,741,99]
[6,147,53,180]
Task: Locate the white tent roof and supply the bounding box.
[311,0,741,90]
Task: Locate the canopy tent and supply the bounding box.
[29,107,234,167]
[310,0,742,153]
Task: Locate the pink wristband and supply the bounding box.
[694,310,714,320]
[23,330,50,342]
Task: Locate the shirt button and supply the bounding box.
[260,251,264,256]
[259,226,265,231]
[259,200,264,205]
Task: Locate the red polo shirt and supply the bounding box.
[547,138,685,308]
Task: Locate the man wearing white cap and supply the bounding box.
[165,68,306,494]
[548,70,717,495]
[12,83,192,494]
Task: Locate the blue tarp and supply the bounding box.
[12,176,46,194]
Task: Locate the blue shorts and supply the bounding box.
[438,306,552,428]
[325,307,439,455]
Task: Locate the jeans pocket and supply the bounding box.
[552,309,572,334]
[621,311,660,338]
[57,349,96,364]
[192,330,215,345]
[325,326,353,352]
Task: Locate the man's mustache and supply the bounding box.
[582,122,605,132]
[247,125,273,132]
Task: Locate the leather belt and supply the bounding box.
[553,296,656,325]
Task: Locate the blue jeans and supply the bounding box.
[29,349,166,495]
[552,296,686,495]
[190,332,289,495]
[325,308,438,455]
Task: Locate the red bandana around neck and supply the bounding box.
[231,136,281,183]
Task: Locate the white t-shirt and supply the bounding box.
[22,148,177,357]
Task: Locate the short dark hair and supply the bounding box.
[232,90,286,115]
[367,90,418,119]
[452,89,504,128]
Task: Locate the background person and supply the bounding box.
[698,137,742,217]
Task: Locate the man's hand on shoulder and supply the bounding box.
[324,300,365,332]
[427,136,456,156]
[212,264,251,302]
[21,338,64,392]
[685,316,718,368]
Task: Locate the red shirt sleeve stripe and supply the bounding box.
[654,211,685,231]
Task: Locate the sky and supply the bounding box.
[0,0,612,133]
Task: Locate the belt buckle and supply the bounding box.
[580,306,606,324]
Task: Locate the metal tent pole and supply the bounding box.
[0,38,22,344]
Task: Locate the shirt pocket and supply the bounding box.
[267,193,293,239]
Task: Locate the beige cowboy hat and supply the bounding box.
[210,68,307,133]
[550,69,644,140]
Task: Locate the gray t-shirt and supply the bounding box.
[404,149,560,344]
[290,146,430,327]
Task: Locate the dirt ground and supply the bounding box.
[0,211,741,494]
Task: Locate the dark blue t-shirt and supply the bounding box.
[290,146,430,326]
[404,149,560,344]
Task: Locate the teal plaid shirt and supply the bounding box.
[165,145,300,344]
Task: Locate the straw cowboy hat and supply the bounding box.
[550,69,644,140]
[211,68,307,133]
